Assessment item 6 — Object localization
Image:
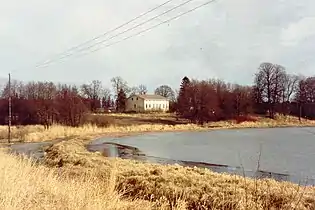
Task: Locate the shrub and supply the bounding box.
[81,114,114,127]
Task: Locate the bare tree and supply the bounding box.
[281,74,299,102]
[129,84,147,96]
[298,77,315,103]
[91,80,103,98]
[232,84,253,116]
[138,84,148,95]
[254,63,273,106]
[102,87,111,99]
[24,82,38,99]
[176,78,220,124]
[278,73,299,115]
[154,85,175,101]
[1,79,20,98]
[34,82,58,128]
[80,84,92,99]
[129,86,139,96]
[193,80,219,124]
[56,85,87,126]
[80,80,104,111]
[110,76,129,97]
[80,80,103,99]
[272,64,287,105]
[206,79,235,120]
[254,62,286,118]
[295,76,315,120]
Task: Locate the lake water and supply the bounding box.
[90,127,315,185]
[9,139,63,162]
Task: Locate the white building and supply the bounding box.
[125,94,170,112]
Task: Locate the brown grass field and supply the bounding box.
[0,148,156,210]
[1,113,315,209]
[0,138,315,209]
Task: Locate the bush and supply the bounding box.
[80,114,114,127]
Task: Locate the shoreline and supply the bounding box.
[88,122,315,140]
[4,123,314,188]
[0,120,315,144]
[87,141,314,186]
[1,121,315,209]
[41,137,315,209]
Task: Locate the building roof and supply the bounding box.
[129,94,168,100]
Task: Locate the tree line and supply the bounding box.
[176,62,315,124]
[0,76,176,127]
[0,62,314,127]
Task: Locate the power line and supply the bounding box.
[36,0,198,67]
[36,0,175,66]
[38,0,217,68]
[92,0,217,54]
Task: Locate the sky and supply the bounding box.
[0,0,315,93]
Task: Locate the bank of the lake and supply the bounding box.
[3,126,315,209]
[41,136,315,210]
[6,125,315,184]
[89,127,315,185]
[0,114,315,143]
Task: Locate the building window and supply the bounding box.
[146,104,148,108]
[131,98,133,101]
[134,104,137,108]
[159,104,161,108]
[163,104,165,108]
[149,104,151,108]
[136,97,138,100]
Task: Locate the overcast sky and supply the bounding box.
[0,0,315,92]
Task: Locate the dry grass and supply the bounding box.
[0,150,167,210]
[0,114,314,143]
[40,138,315,210]
[1,114,315,209]
[0,125,44,142]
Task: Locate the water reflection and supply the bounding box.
[87,142,315,186]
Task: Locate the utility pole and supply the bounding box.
[8,73,11,143]
[299,102,302,122]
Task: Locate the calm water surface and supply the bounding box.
[91,127,315,184]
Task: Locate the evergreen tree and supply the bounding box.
[116,88,126,112]
[101,96,107,109]
[106,96,114,108]
[176,76,193,120]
